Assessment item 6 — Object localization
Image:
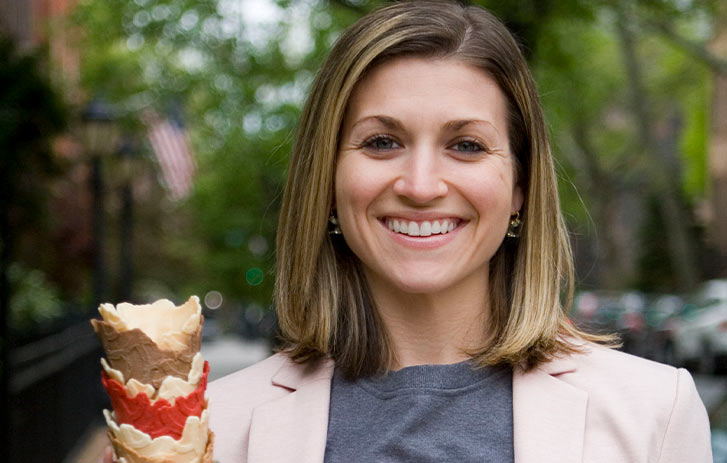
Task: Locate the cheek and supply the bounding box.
[461,164,516,215]
[334,158,379,233]
[334,159,389,262]
[335,158,388,213]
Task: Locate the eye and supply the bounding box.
[362,135,401,151]
[451,138,485,153]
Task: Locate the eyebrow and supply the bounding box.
[443,119,498,132]
[351,115,403,131]
[351,115,499,134]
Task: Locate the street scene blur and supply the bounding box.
[1,0,726,462]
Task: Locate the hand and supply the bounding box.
[100,446,115,463]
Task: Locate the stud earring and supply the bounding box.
[506,211,522,238]
[328,213,342,235]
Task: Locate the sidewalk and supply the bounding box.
[63,336,270,463]
[201,335,272,381]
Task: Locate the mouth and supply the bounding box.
[381,217,464,237]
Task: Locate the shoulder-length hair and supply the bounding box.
[275,0,613,379]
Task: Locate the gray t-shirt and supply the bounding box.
[323,360,514,463]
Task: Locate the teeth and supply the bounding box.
[420,222,431,236]
[386,219,458,237]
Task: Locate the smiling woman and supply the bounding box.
[201,1,713,463]
[270,0,593,378]
[334,57,523,365]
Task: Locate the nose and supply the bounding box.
[392,147,448,203]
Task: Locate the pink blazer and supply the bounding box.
[208,344,712,462]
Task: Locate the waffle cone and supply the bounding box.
[91,318,202,388]
[107,430,214,463]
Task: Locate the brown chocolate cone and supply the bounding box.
[91,318,202,388]
[107,430,214,463]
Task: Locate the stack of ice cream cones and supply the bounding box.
[91,296,214,463]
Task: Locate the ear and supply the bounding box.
[330,180,336,210]
[511,183,524,215]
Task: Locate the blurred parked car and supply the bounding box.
[641,294,684,364]
[668,279,727,373]
[572,290,650,357]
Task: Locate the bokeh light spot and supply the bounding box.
[133,11,151,28]
[225,229,245,248]
[248,235,268,256]
[246,267,264,286]
[204,290,223,310]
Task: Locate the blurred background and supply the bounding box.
[0,0,726,461]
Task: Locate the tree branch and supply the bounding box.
[641,16,727,75]
[328,0,370,15]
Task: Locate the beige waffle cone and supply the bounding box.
[108,430,214,463]
[91,318,203,388]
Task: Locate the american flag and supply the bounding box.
[144,109,196,200]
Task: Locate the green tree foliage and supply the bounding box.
[523,0,714,290]
[7,264,64,332]
[72,0,383,317]
[0,36,68,333]
[0,37,67,234]
[70,0,716,313]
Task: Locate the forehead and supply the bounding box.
[344,56,508,128]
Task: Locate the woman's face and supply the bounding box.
[335,57,523,295]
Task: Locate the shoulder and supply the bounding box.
[556,343,693,411]
[208,352,305,422]
[553,344,711,462]
[209,352,289,398]
[207,353,297,463]
[564,342,679,385]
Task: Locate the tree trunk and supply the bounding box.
[569,122,636,289]
[708,3,727,277]
[615,10,699,292]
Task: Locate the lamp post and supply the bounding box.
[117,137,137,302]
[81,98,119,310]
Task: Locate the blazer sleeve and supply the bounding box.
[657,368,712,463]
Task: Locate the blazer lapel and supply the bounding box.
[512,356,588,463]
[247,357,335,463]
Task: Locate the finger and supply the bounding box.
[101,446,115,463]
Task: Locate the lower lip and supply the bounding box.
[379,220,465,249]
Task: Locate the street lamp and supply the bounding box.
[81,98,119,157]
[81,97,119,310]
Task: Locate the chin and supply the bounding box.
[387,276,459,295]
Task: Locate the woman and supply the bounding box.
[196,1,709,462]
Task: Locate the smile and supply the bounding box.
[385,218,462,237]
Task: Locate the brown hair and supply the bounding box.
[275,0,613,379]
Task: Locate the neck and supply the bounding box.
[366,271,490,370]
